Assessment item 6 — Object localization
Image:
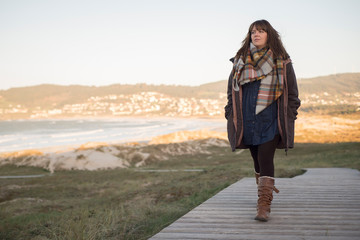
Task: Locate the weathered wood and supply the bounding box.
[150,168,360,239]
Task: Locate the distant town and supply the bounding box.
[301,92,360,108]
[1,90,359,120]
[0,92,228,119]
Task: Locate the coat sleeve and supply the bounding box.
[286,62,301,120]
[224,59,235,120]
[224,70,234,120]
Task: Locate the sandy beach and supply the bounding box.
[0,113,359,172]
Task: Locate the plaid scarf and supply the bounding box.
[233,43,284,114]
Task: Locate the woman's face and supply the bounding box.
[251,26,268,49]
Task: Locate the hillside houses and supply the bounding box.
[1,90,359,119]
[0,92,228,119]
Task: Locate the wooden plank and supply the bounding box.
[151,232,359,240]
[149,168,360,240]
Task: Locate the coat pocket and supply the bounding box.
[224,104,232,120]
[287,118,295,148]
[227,110,236,151]
[287,104,298,121]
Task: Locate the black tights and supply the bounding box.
[249,134,280,177]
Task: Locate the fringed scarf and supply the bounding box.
[233,43,284,114]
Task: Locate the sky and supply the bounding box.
[0,0,360,90]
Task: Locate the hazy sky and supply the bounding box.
[1,0,359,90]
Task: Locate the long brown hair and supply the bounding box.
[235,20,289,60]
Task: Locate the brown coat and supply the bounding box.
[225,59,301,152]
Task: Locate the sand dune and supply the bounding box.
[0,130,229,173]
[149,129,227,144]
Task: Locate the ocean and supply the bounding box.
[0,118,225,153]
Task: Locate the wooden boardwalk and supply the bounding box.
[150,168,360,240]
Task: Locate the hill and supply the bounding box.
[297,73,360,95]
[0,73,359,119]
[1,73,360,106]
[0,82,225,109]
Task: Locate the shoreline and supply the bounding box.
[0,115,226,122]
[0,117,227,155]
[1,113,359,155]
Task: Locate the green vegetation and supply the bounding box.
[0,142,359,240]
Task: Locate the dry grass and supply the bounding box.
[0,149,44,159]
[295,112,360,143]
[0,141,359,239]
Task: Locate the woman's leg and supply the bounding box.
[249,145,260,174]
[257,134,280,177]
[254,135,280,221]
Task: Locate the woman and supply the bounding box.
[224,20,301,222]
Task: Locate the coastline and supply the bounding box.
[1,113,359,173]
[1,112,360,155]
[0,115,225,122]
[0,128,229,173]
[0,117,227,155]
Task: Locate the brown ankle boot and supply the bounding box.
[255,176,279,222]
[255,172,279,192]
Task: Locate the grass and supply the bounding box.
[0,142,359,240]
